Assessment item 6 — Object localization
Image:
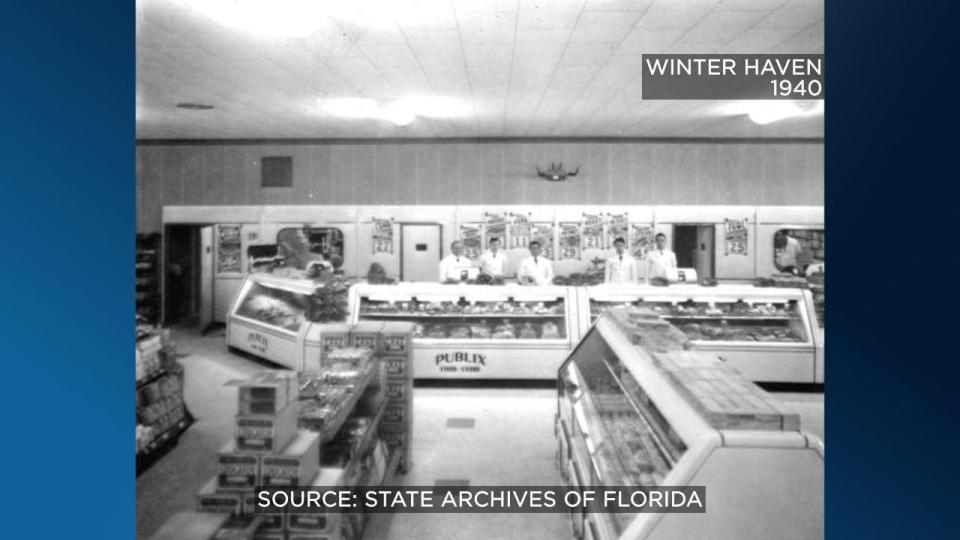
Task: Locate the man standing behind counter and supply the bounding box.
[438,240,475,282]
[479,237,506,277]
[605,237,638,284]
[517,240,554,285]
[645,233,677,283]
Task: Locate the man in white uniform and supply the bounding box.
[438,240,475,282]
[517,241,554,286]
[645,233,677,283]
[479,237,507,277]
[775,231,803,275]
[605,237,637,284]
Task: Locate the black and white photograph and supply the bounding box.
[136,1,824,539]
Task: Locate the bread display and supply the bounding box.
[541,321,562,339]
[519,322,538,339]
[360,298,565,317]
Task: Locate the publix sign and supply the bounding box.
[435,352,486,374]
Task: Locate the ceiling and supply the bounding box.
[136,0,824,139]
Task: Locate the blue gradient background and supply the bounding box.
[825,0,959,539]
[1,0,958,539]
[0,1,135,538]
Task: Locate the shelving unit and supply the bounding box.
[136,331,193,476]
[136,233,162,324]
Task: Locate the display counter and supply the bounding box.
[349,282,579,379]
[577,284,823,383]
[226,275,320,370]
[558,315,823,540]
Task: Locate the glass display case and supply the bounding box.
[227,275,320,370]
[557,316,824,540]
[349,283,578,379]
[577,285,824,384]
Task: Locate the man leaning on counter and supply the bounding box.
[438,240,474,282]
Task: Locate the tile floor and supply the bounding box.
[137,325,824,539]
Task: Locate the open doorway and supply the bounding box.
[673,224,715,279]
[164,224,214,326]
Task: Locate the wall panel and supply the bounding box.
[136,140,824,232]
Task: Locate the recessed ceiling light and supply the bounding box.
[176,102,215,110]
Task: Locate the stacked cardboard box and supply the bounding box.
[191,370,322,540]
[376,321,415,474]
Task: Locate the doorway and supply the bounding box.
[401,223,441,282]
[673,224,715,279]
[164,224,214,326]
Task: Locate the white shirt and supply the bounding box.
[517,256,554,286]
[438,254,474,281]
[645,249,677,282]
[479,250,507,277]
[776,236,802,268]
[605,253,638,284]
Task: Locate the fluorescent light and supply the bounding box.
[317,95,471,125]
[319,98,380,118]
[383,103,416,126]
[712,100,824,125]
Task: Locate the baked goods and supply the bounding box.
[470,324,492,339]
[519,322,538,339]
[541,321,561,339]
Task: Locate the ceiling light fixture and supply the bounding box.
[713,100,823,125]
[318,95,470,126]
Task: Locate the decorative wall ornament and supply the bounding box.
[536,162,580,181]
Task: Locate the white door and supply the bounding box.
[401,224,441,282]
[199,225,214,327]
[696,225,715,279]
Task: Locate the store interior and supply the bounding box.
[136,1,824,539]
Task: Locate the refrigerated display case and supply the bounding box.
[227,275,320,370]
[348,283,578,379]
[576,285,823,383]
[557,315,823,540]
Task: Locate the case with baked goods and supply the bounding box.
[577,284,823,383]
[227,275,319,370]
[557,314,823,540]
[348,283,578,379]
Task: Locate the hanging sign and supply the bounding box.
[724,218,749,256]
[460,224,483,260]
[531,222,556,259]
[582,213,604,250]
[372,218,394,254]
[607,213,629,248]
[217,225,242,273]
[509,213,532,249]
[559,222,581,260]
[484,212,507,246]
[631,224,654,259]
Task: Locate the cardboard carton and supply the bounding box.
[260,431,321,487]
[379,321,415,355]
[197,476,242,514]
[226,371,300,416]
[148,512,228,540]
[349,321,383,352]
[236,401,300,453]
[217,440,260,491]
